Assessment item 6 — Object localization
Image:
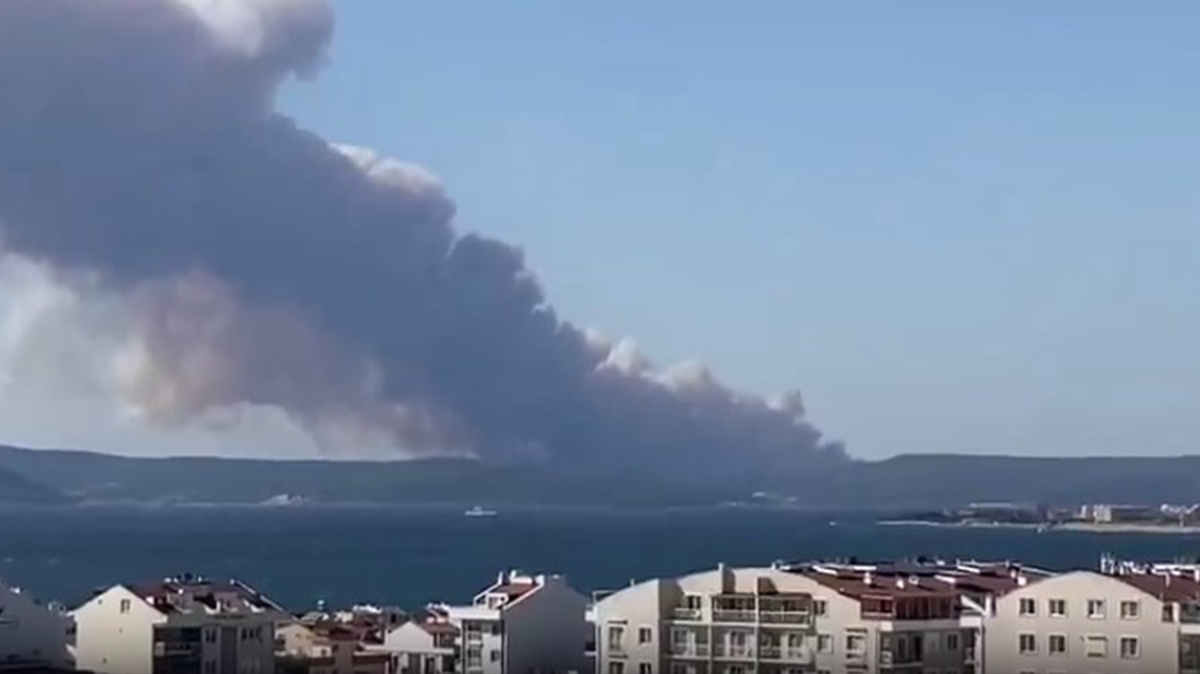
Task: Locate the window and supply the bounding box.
[1048,598,1067,617]
[813,599,827,617]
[728,666,745,674]
[491,623,502,636]
[817,633,832,653]
[1085,635,1108,658]
[119,599,131,614]
[1120,636,1140,659]
[466,649,482,667]
[609,663,624,674]
[489,650,501,663]
[608,625,625,652]
[1019,598,1036,616]
[1087,599,1106,619]
[670,665,688,674]
[1049,634,1066,655]
[1164,603,1177,622]
[945,632,959,651]
[684,595,702,610]
[1018,633,1036,655]
[846,633,866,654]
[638,665,652,674]
[1120,600,1140,620]
[204,628,217,643]
[638,627,652,644]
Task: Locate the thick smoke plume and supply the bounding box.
[0,0,844,475]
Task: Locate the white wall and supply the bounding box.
[593,580,664,674]
[0,584,74,668]
[73,586,166,674]
[504,577,590,674]
[985,571,1178,674]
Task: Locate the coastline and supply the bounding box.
[877,520,1200,535]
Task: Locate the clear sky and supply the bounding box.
[276,1,1200,459]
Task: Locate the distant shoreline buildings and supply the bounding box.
[3,555,1200,674]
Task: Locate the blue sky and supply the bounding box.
[281,1,1200,459]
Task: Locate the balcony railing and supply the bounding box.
[669,644,710,658]
[758,611,810,624]
[711,643,754,659]
[672,608,703,620]
[760,647,810,662]
[712,610,757,623]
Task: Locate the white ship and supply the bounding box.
[463,506,498,518]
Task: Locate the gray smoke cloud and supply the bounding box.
[0,0,844,475]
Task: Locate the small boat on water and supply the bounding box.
[464,506,498,518]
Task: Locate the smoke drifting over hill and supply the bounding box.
[0,0,843,473]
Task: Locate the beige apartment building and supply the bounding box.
[985,569,1200,674]
[591,560,1037,674]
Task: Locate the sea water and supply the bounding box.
[1,505,1198,610]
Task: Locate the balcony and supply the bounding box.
[672,607,703,621]
[758,611,810,625]
[711,644,754,659]
[712,610,758,623]
[153,643,201,657]
[669,644,710,658]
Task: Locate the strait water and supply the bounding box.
[1,506,1198,611]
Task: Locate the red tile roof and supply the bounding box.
[1116,574,1200,602]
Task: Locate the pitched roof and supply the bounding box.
[1115,574,1200,603]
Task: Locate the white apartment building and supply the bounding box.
[73,575,286,674]
[985,569,1200,674]
[0,582,74,670]
[436,570,590,674]
[383,618,458,674]
[591,560,1043,674]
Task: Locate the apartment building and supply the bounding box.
[0,582,74,670]
[72,575,286,674]
[383,616,459,674]
[591,560,1044,674]
[436,570,590,674]
[985,568,1200,674]
[275,623,391,674]
[592,565,819,674]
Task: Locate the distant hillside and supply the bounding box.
[0,446,744,506]
[0,446,1196,509]
[839,454,1200,508]
[0,463,65,504]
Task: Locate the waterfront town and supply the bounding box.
[1,555,1199,674]
[890,502,1200,532]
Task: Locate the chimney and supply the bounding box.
[864,572,874,587]
[896,578,906,590]
[1017,575,1028,587]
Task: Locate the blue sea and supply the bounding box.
[1,506,1198,611]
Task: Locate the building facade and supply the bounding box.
[383,619,458,674]
[0,582,74,670]
[985,568,1200,674]
[591,561,1047,674]
[72,576,285,674]
[438,570,590,674]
